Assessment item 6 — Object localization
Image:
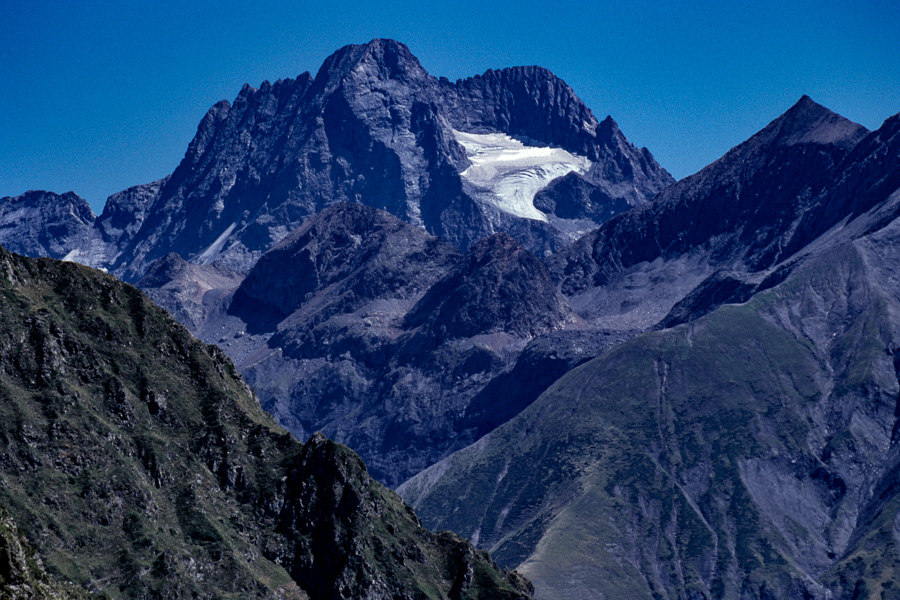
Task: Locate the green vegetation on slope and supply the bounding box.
[0,247,533,600]
[0,505,96,600]
[402,239,900,599]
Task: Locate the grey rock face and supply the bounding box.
[142,204,597,486]
[39,39,669,281]
[402,232,574,346]
[548,96,872,330]
[138,252,244,333]
[402,216,900,599]
[234,202,461,321]
[0,191,95,259]
[399,105,900,600]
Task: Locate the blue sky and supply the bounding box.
[2,0,898,213]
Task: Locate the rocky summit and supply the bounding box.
[0,246,533,599]
[0,191,95,260]
[547,96,873,330]
[1,39,671,281]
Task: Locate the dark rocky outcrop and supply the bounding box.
[235,202,461,323]
[403,233,574,347]
[0,246,533,599]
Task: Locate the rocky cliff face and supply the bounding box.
[235,202,461,321]
[402,233,574,346]
[138,97,894,493]
[140,204,596,486]
[2,39,671,281]
[0,191,95,260]
[0,246,533,599]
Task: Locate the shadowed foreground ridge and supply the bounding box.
[0,246,533,599]
[0,505,96,599]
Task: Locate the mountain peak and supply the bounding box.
[767,95,868,149]
[315,38,428,86]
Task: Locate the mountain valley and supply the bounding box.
[2,37,900,600]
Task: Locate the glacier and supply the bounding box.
[452,130,592,222]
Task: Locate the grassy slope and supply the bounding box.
[0,248,532,600]
[0,249,302,598]
[402,236,900,599]
[0,504,97,599]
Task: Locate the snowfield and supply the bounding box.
[452,130,592,221]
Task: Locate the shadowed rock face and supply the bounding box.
[235,202,461,321]
[403,232,574,346]
[552,96,870,293]
[0,245,533,600]
[2,39,672,281]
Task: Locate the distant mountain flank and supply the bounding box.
[548,95,873,329]
[400,102,900,598]
[1,39,671,282]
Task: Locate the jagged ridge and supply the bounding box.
[2,39,672,281]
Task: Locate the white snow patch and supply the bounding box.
[452,130,592,222]
[197,222,237,264]
[470,527,481,547]
[61,249,81,262]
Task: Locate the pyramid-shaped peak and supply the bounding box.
[779,95,836,127]
[769,95,869,149]
[595,115,624,141]
[315,38,428,85]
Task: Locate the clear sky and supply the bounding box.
[2,0,898,213]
